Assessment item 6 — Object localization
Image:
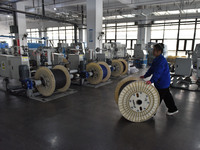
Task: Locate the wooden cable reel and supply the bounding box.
[97,61,111,82]
[34,65,71,97]
[114,76,160,122]
[118,59,128,75]
[111,59,123,77]
[86,62,103,85]
[86,62,112,84]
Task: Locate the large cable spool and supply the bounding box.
[111,59,123,77]
[34,65,71,97]
[97,61,111,82]
[114,76,142,103]
[118,59,128,75]
[115,77,160,122]
[53,65,71,92]
[86,62,103,85]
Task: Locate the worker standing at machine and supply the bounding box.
[140,43,178,116]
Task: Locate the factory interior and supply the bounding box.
[0,0,200,149]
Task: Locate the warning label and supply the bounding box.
[1,61,5,70]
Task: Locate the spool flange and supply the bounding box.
[111,60,123,77]
[118,59,128,75]
[97,61,111,82]
[86,62,103,85]
[114,76,141,103]
[118,81,160,122]
[34,67,56,97]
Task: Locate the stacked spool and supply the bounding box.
[114,77,160,122]
[86,62,111,85]
[111,59,128,77]
[34,65,71,97]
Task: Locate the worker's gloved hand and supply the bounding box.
[140,76,145,79]
[146,81,152,85]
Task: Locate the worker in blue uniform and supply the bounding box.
[140,43,178,116]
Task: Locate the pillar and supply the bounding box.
[13,2,27,54]
[137,16,151,45]
[86,0,103,50]
[79,25,87,43]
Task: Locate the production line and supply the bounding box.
[0,41,129,101]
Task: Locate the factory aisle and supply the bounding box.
[0,77,200,150]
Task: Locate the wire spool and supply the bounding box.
[116,79,160,122]
[114,76,142,104]
[86,62,103,85]
[118,59,128,75]
[97,62,111,82]
[111,59,123,77]
[53,65,71,92]
[34,65,71,97]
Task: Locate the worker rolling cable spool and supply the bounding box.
[115,43,178,123]
[140,43,178,116]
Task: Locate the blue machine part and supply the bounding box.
[28,43,45,49]
[62,48,66,57]
[22,79,33,90]
[0,42,9,48]
[99,64,108,79]
[134,59,147,68]
[80,71,90,79]
[110,66,114,72]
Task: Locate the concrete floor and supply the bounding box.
[0,74,200,150]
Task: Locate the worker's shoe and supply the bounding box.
[166,110,179,116]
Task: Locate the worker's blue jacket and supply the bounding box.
[144,54,170,89]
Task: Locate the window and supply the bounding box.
[45,26,77,46]
[104,22,138,50]
[151,19,198,56]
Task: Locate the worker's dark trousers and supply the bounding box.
[157,88,178,112]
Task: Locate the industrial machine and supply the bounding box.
[0,42,11,55]
[133,44,148,68]
[102,42,128,59]
[65,42,129,87]
[192,43,200,68]
[171,44,200,91]
[114,76,160,122]
[0,53,76,102]
[67,53,128,86]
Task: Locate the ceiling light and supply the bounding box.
[54,7,57,11]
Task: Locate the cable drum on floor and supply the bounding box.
[115,77,160,122]
[114,76,142,103]
[34,65,71,97]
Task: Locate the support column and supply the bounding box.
[74,24,78,44]
[79,25,87,43]
[86,0,103,50]
[43,28,48,46]
[137,16,151,45]
[13,2,27,54]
